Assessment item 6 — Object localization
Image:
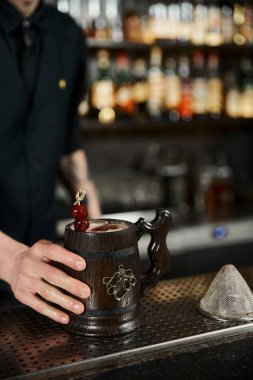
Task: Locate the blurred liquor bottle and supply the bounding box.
[105,0,123,42]
[195,159,216,215]
[241,1,253,44]
[206,155,235,221]
[206,52,223,118]
[114,52,135,119]
[58,0,253,47]
[164,56,181,121]
[166,2,180,42]
[123,9,141,42]
[178,1,193,43]
[93,0,109,40]
[158,147,190,214]
[149,2,169,40]
[84,0,109,39]
[178,55,193,120]
[191,51,208,118]
[206,0,222,46]
[132,58,149,120]
[221,1,234,44]
[224,67,241,118]
[147,46,165,120]
[90,49,116,124]
[191,0,208,45]
[233,1,248,45]
[239,56,253,118]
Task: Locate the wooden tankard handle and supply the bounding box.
[134,208,172,295]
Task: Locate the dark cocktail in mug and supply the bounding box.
[87,220,128,232]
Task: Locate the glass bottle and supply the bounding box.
[123,9,141,42]
[158,147,190,214]
[221,1,234,44]
[132,58,149,120]
[93,0,109,40]
[90,49,116,123]
[224,68,241,118]
[147,46,165,120]
[239,56,253,118]
[233,1,246,45]
[105,0,123,42]
[149,2,168,40]
[195,159,216,214]
[167,3,180,42]
[86,0,100,37]
[164,56,181,121]
[178,1,193,43]
[241,1,253,44]
[191,51,208,118]
[178,55,193,120]
[114,52,135,119]
[191,0,208,45]
[206,155,235,221]
[206,1,222,46]
[207,52,223,118]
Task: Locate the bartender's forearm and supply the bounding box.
[0,231,28,285]
[60,149,101,218]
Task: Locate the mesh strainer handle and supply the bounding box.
[134,208,172,295]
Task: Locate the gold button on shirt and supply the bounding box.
[58,79,67,89]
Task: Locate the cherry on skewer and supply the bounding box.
[74,218,89,232]
[72,189,90,231]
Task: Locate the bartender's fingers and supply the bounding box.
[41,262,90,300]
[36,281,84,315]
[33,240,86,271]
[19,291,70,324]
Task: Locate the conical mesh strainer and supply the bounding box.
[198,264,253,322]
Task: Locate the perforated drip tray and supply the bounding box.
[1,268,253,380]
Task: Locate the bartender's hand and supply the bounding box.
[0,232,90,324]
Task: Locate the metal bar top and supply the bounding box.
[1,268,253,380]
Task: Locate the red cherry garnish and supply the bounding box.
[74,219,90,232]
[71,204,88,220]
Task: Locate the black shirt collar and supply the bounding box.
[0,0,46,34]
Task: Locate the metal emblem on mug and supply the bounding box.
[103,265,137,301]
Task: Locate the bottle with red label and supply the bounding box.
[178,55,193,120]
[191,50,208,118]
[115,51,135,119]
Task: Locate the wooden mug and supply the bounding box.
[63,208,172,336]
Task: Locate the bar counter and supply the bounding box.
[1,267,253,380]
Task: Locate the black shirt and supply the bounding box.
[0,1,86,245]
[0,0,45,97]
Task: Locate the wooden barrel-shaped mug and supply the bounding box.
[63,208,172,336]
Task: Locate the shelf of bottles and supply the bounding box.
[56,0,253,129]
